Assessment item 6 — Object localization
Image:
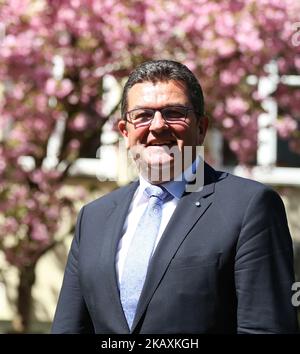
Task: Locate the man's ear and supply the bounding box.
[197,116,209,145]
[118,120,130,148]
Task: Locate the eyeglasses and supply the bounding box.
[125,106,194,127]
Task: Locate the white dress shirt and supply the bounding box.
[115,176,178,286]
[115,158,200,287]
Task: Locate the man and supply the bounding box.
[52,60,298,334]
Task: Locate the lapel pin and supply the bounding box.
[195,201,201,207]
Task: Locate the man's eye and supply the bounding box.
[164,109,184,118]
[134,111,153,120]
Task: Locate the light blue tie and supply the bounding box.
[120,185,169,329]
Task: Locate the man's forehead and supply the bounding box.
[127,80,189,108]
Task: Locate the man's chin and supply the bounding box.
[139,158,181,183]
[145,156,174,166]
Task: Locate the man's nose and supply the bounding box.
[149,111,168,132]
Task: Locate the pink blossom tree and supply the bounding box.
[0,0,147,332]
[138,0,300,162]
[0,0,299,332]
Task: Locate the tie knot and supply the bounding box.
[144,185,169,201]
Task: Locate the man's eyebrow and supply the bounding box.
[130,103,190,110]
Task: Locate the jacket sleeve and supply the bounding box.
[235,187,299,334]
[51,207,95,333]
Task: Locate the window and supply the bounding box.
[211,61,300,186]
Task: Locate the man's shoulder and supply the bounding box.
[220,170,269,190]
[83,181,138,211]
[207,164,266,189]
[209,164,278,198]
[209,167,285,221]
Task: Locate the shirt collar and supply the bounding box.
[139,157,201,200]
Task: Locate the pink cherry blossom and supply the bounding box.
[226,97,249,116]
[69,113,88,131]
[276,116,298,139]
[2,217,19,234]
[31,222,49,243]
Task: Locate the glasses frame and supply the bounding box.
[125,106,195,127]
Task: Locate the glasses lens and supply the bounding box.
[129,109,153,124]
[162,107,187,120]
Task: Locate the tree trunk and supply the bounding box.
[12,264,36,333]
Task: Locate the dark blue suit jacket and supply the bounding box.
[52,164,299,333]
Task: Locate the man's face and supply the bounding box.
[118,80,208,182]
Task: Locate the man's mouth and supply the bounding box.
[146,141,176,147]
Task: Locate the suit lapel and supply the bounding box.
[98,181,139,332]
[131,165,218,332]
